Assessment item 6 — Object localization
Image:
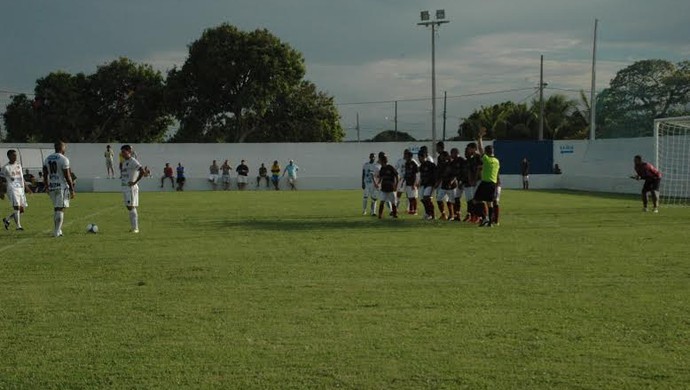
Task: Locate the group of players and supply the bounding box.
[362,128,501,227]
[1,141,148,237]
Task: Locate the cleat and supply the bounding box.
[131,229,139,233]
[653,208,659,213]
[370,212,377,217]
[362,211,368,216]
[16,227,24,231]
[3,218,9,230]
[643,207,648,212]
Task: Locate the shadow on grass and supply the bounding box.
[201,216,419,231]
[534,189,639,201]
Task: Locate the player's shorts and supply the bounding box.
[463,185,476,201]
[642,178,660,192]
[494,185,502,203]
[436,188,455,203]
[271,175,280,184]
[474,181,497,203]
[287,176,296,184]
[7,187,27,208]
[379,191,397,204]
[522,175,529,181]
[237,175,248,184]
[405,185,418,199]
[363,182,377,198]
[208,174,219,183]
[176,177,185,184]
[122,184,139,207]
[49,188,70,208]
[421,186,434,198]
[106,160,114,169]
[222,174,231,183]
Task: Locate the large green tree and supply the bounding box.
[87,58,171,142]
[598,59,690,137]
[2,58,170,142]
[168,24,341,142]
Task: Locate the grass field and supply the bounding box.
[1,189,688,389]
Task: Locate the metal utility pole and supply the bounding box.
[590,18,598,140]
[394,100,398,141]
[538,55,545,141]
[442,91,447,141]
[418,10,449,151]
[356,112,360,143]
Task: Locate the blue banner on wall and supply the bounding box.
[492,140,554,175]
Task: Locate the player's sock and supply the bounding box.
[410,198,417,213]
[454,198,461,219]
[54,211,64,236]
[370,200,377,214]
[362,197,368,213]
[13,211,21,228]
[493,204,500,223]
[129,208,139,231]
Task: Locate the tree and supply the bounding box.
[88,57,171,142]
[168,24,342,143]
[247,81,344,142]
[2,58,170,143]
[3,94,38,142]
[598,59,690,137]
[168,24,307,142]
[371,130,416,142]
[538,94,584,139]
[458,101,536,140]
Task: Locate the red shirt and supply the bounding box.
[163,166,174,177]
[635,162,661,180]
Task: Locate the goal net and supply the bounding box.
[655,116,690,205]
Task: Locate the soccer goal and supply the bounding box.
[655,116,690,205]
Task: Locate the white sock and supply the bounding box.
[129,208,138,230]
[370,200,377,213]
[13,211,21,228]
[362,198,368,212]
[54,211,64,235]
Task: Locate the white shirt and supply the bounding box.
[1,162,25,190]
[44,153,70,191]
[395,158,406,179]
[362,161,376,184]
[121,157,143,187]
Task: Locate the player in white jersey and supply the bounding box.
[2,150,28,231]
[120,144,149,233]
[43,141,75,237]
[361,153,378,216]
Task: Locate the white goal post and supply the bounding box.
[654,116,690,205]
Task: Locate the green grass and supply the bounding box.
[1,189,688,389]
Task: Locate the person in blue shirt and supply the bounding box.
[176,162,186,191]
[282,160,299,190]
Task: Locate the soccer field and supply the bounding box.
[1,190,688,389]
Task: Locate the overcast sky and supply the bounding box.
[1,0,688,140]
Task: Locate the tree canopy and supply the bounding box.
[597,59,690,137]
[2,58,171,143]
[371,130,416,142]
[168,24,343,143]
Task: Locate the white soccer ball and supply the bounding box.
[86,223,99,234]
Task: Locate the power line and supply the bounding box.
[336,87,535,106]
[0,89,34,96]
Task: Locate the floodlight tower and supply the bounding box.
[418,9,449,154]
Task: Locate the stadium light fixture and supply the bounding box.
[417,10,449,153]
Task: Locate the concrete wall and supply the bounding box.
[1,137,655,194]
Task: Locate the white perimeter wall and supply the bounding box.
[1,138,653,194]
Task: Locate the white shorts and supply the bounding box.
[237,175,248,184]
[522,175,529,181]
[122,185,139,207]
[436,188,455,203]
[379,191,397,204]
[287,176,296,184]
[7,187,27,208]
[49,188,70,208]
[421,186,434,198]
[405,186,418,199]
[208,174,219,183]
[222,174,231,183]
[464,185,476,201]
[494,186,502,203]
[363,182,377,198]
